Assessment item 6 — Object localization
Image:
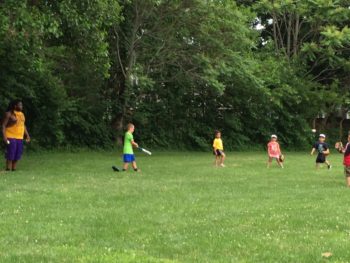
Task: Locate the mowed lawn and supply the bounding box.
[0,151,350,263]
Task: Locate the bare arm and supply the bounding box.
[131,140,138,148]
[310,148,315,155]
[2,112,10,143]
[24,125,30,142]
[341,146,346,154]
[213,141,218,155]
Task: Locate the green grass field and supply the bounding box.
[0,151,349,262]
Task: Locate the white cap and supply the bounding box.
[319,134,326,138]
[271,134,277,139]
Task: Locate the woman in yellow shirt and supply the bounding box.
[2,100,30,171]
[213,130,226,167]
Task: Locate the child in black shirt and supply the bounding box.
[311,134,331,170]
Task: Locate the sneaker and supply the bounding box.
[328,165,332,170]
[112,166,120,172]
[220,164,226,167]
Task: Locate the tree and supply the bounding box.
[0,0,121,147]
[254,0,350,140]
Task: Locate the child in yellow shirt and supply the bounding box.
[213,130,226,167]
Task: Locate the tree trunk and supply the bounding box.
[111,1,143,143]
[293,13,300,56]
[271,3,279,53]
[111,74,127,145]
[287,13,292,58]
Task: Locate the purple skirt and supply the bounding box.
[5,138,24,161]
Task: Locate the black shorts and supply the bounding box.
[213,149,223,156]
[316,154,326,163]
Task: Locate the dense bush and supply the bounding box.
[1,0,349,150]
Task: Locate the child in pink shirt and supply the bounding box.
[267,135,284,168]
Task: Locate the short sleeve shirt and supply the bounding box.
[123,132,134,154]
[268,141,280,157]
[213,138,223,150]
[314,141,328,155]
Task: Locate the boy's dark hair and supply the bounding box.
[214,130,221,136]
[6,99,21,112]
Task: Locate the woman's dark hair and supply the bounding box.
[6,99,22,112]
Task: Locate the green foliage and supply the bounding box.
[1,0,349,149]
[0,0,120,148]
